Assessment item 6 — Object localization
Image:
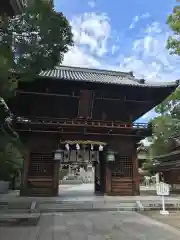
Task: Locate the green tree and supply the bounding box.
[148,88,180,156]
[166,6,180,55]
[155,88,180,116]
[0,0,73,99]
[0,0,73,182]
[141,5,180,161]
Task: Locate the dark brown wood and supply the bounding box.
[110,177,133,196]
[53,161,60,196]
[105,136,141,196]
[109,156,133,195]
[78,90,94,118]
[16,116,148,128]
[95,96,152,104]
[16,90,80,98]
[106,168,111,193]
[133,152,140,195]
[0,0,15,16]
[16,129,148,138]
[12,70,163,196]
[20,151,30,196]
[26,152,55,196]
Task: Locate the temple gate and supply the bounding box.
[9,65,178,196]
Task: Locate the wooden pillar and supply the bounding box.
[99,151,106,194]
[20,151,30,196]
[106,167,111,194]
[132,151,140,195]
[53,160,60,196]
[94,160,100,193]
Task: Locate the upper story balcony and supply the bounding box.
[14,116,152,138]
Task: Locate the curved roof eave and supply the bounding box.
[38,66,179,88]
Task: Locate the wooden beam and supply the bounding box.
[15,117,149,129]
[16,91,151,103]
[95,97,152,104]
[16,129,148,138]
[16,90,80,98]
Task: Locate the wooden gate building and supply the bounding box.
[10,65,178,196]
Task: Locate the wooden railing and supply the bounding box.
[16,116,150,130]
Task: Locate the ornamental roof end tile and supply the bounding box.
[39,65,179,88]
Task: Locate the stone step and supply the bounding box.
[140,200,180,211]
[36,201,138,212]
[1,199,180,214]
[0,201,36,214]
[0,213,40,226]
[0,201,31,209]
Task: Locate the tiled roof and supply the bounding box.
[154,159,180,170]
[153,150,180,160]
[39,65,179,88]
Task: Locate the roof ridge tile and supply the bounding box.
[39,65,179,88]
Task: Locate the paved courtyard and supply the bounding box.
[1,211,180,240]
[59,183,95,196]
[143,211,180,230]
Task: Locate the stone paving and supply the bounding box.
[143,211,180,230]
[1,211,180,240]
[1,185,180,213]
[1,184,180,202]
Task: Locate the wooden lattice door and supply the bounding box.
[110,156,133,195]
[28,152,54,177]
[27,152,54,196]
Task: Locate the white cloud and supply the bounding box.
[129,12,150,29]
[61,12,180,122]
[88,0,96,8]
[63,12,112,67]
[63,46,101,67]
[145,21,162,34]
[119,21,180,81]
[63,13,180,83]
[111,45,119,55]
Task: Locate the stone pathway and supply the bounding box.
[1,211,180,240]
[1,185,180,213]
[142,211,180,230]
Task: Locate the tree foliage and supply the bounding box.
[0,142,23,181]
[150,5,180,156]
[0,0,73,99]
[138,7,180,170]
[166,6,180,55]
[147,87,180,156]
[155,88,180,115]
[0,0,73,182]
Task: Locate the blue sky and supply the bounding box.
[54,0,180,123]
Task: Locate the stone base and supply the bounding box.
[0,181,9,194]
